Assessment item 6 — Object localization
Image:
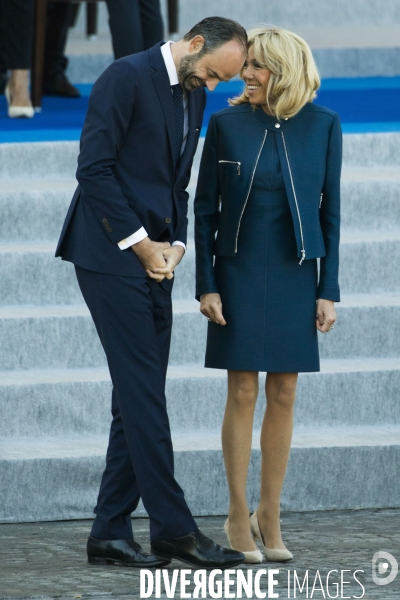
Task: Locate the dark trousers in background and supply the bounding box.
[75,266,197,541]
[105,0,164,59]
[43,2,76,83]
[0,0,35,69]
[0,1,74,81]
[0,0,164,84]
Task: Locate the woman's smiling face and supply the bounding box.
[242,46,272,112]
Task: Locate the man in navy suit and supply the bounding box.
[56,17,247,568]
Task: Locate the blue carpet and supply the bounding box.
[1,77,400,143]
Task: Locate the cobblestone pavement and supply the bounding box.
[1,509,399,600]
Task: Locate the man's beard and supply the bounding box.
[178,53,207,92]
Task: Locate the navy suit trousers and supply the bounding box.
[75,266,196,541]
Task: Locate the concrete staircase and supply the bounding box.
[0,134,400,523]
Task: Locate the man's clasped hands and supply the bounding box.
[132,238,185,282]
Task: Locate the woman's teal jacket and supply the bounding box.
[194,102,342,302]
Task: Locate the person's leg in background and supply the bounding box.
[2,0,35,116]
[105,0,143,58]
[139,0,163,50]
[43,2,80,97]
[105,0,164,59]
[0,2,7,94]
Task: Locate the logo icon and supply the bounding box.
[372,551,398,586]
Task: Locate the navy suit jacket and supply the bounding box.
[56,43,206,277]
[195,102,342,301]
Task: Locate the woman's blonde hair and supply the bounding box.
[230,26,320,120]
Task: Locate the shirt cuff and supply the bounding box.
[118,227,148,250]
[172,241,186,253]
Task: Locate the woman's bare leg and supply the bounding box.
[257,372,298,549]
[221,370,259,551]
[9,69,32,107]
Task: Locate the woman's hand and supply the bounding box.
[200,293,227,325]
[316,299,336,333]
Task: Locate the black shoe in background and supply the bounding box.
[151,529,245,569]
[87,536,171,568]
[44,72,80,97]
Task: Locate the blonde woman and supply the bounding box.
[194,27,341,563]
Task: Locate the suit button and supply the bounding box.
[102,218,107,224]
[165,217,172,224]
[275,123,281,128]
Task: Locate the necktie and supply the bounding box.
[172,83,184,166]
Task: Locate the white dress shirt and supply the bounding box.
[118,41,188,252]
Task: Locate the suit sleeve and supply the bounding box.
[173,89,207,247]
[76,59,144,245]
[317,112,342,302]
[194,113,221,301]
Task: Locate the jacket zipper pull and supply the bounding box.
[299,250,306,265]
[319,193,323,208]
[237,163,241,176]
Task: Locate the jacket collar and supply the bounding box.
[148,42,168,72]
[252,105,290,132]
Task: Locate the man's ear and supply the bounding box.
[188,35,205,55]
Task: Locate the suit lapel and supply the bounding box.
[150,45,176,169]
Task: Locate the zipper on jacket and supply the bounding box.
[234,130,268,253]
[319,193,323,208]
[219,160,241,175]
[281,131,306,265]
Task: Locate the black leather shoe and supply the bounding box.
[151,529,245,569]
[87,536,170,567]
[44,73,80,98]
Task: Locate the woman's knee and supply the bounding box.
[228,371,259,410]
[266,373,298,410]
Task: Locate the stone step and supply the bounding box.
[0,243,195,304]
[0,142,79,181]
[0,180,76,242]
[339,230,400,294]
[340,168,400,231]
[67,47,400,82]
[1,425,399,523]
[0,359,398,438]
[1,169,399,243]
[0,295,399,371]
[0,231,400,306]
[0,134,399,183]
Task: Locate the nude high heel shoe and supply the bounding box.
[224,517,263,564]
[5,84,34,119]
[250,510,293,562]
